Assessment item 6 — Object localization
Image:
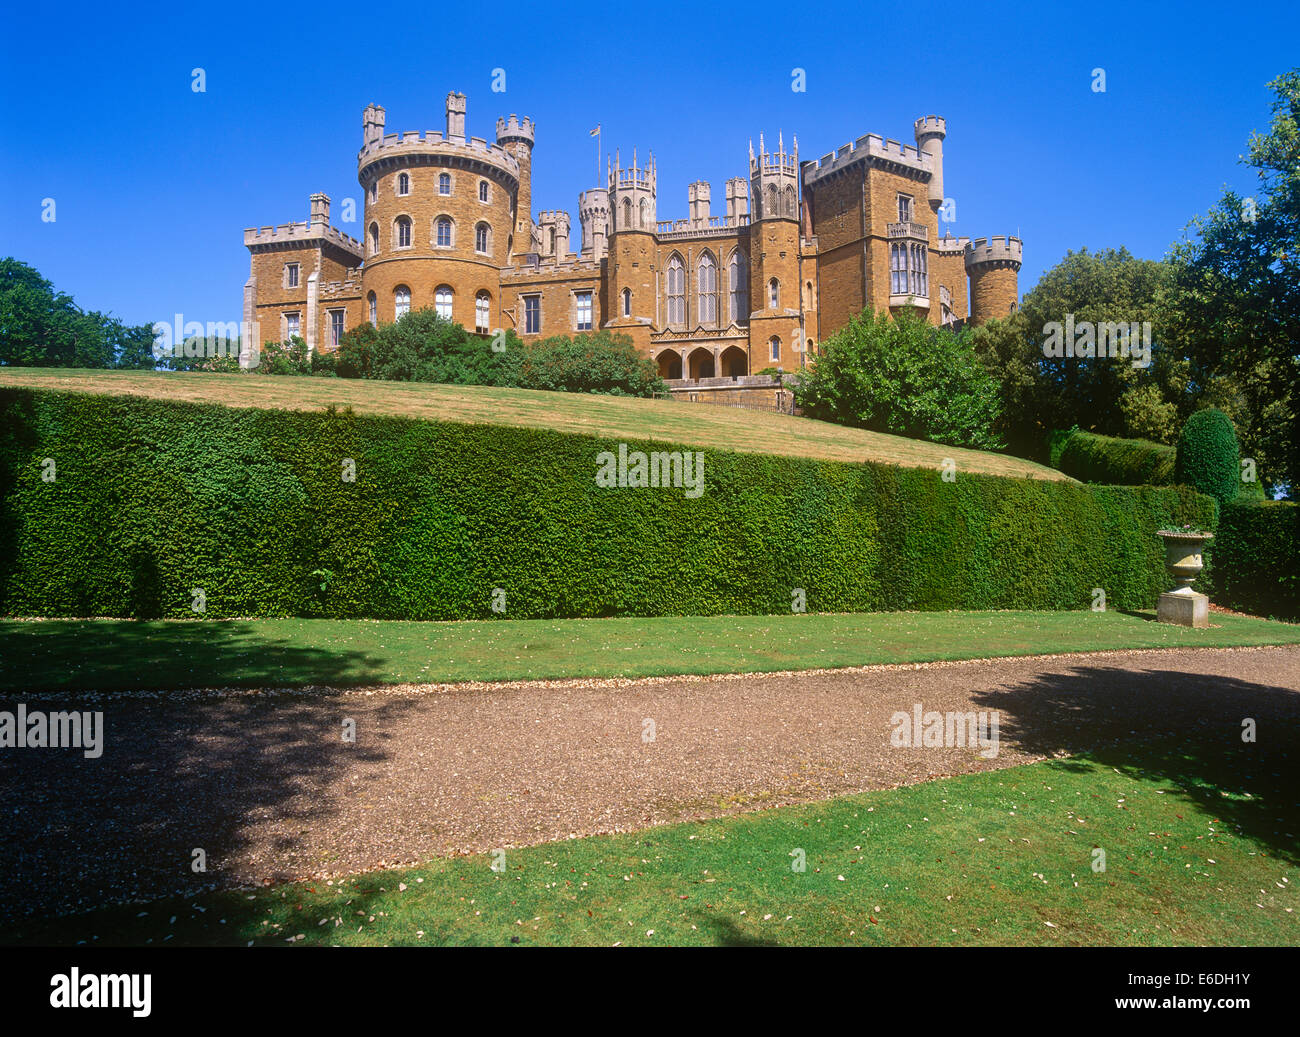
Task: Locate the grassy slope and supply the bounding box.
[0,368,1067,480]
[9,754,1295,947]
[3,610,1298,693]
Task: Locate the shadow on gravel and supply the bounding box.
[0,619,387,693]
[0,685,416,932]
[974,664,1300,864]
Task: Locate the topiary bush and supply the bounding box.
[0,387,1217,620]
[1175,407,1240,506]
[1055,430,1176,485]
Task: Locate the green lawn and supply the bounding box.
[0,367,1067,480]
[3,609,1298,694]
[9,749,1295,947]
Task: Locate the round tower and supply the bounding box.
[606,150,656,353]
[496,114,535,256]
[748,133,802,370]
[964,236,1023,326]
[357,95,519,329]
[913,115,946,213]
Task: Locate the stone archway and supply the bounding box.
[687,347,715,381]
[719,345,748,378]
[656,350,683,379]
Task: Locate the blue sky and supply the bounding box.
[0,0,1293,329]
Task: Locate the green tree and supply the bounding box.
[794,307,1004,450]
[0,257,156,369]
[970,248,1187,458]
[1169,68,1300,495]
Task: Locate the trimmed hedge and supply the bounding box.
[0,388,1216,619]
[1176,408,1240,506]
[1206,501,1300,621]
[1054,429,1176,486]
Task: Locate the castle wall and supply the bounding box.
[245,97,1021,380]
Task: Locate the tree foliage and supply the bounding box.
[0,258,156,369]
[793,307,1004,450]
[1168,68,1300,493]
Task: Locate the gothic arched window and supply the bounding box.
[394,285,411,318]
[395,216,412,248]
[666,255,685,325]
[729,251,748,323]
[697,252,717,325]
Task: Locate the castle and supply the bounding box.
[242,92,1021,390]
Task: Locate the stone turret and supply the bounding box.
[578,187,609,259]
[913,115,946,212]
[445,91,467,142]
[362,103,385,148]
[496,114,536,256]
[964,235,1022,326]
[750,132,799,221]
[688,181,711,227]
[609,148,656,232]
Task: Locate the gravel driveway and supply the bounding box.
[2,645,1297,924]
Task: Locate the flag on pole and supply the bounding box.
[590,124,600,137]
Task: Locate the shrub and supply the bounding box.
[0,388,1217,620]
[257,336,311,375]
[794,307,1004,450]
[1054,430,1176,485]
[519,331,665,397]
[1205,501,1299,620]
[1175,407,1240,506]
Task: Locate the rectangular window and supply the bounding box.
[329,309,345,347]
[286,263,299,288]
[524,295,541,334]
[284,312,300,339]
[575,291,592,331]
[897,195,912,224]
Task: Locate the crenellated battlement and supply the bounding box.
[964,235,1023,270]
[803,131,933,185]
[244,220,364,258]
[495,114,535,145]
[358,129,520,182]
[913,115,946,140]
[935,232,971,255]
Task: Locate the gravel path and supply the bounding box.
[2,645,1297,924]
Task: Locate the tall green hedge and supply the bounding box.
[1175,408,1240,506]
[1054,429,1176,485]
[1205,501,1299,621]
[0,388,1216,619]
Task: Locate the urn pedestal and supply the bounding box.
[1155,531,1214,628]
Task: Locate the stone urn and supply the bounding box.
[1156,530,1214,627]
